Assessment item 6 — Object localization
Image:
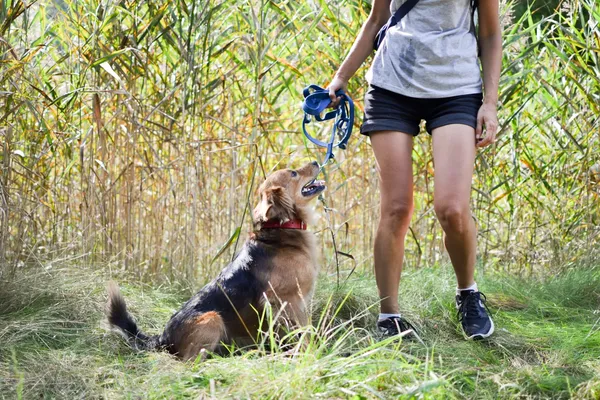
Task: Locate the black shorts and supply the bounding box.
[360,85,483,136]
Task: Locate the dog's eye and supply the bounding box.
[290,170,298,177]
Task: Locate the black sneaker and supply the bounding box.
[456,290,495,340]
[377,316,420,340]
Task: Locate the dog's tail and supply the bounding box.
[106,282,161,351]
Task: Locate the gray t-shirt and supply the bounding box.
[366,0,482,98]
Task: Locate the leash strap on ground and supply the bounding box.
[301,84,354,169]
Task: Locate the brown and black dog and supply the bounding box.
[107,161,325,360]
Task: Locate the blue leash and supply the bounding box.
[302,84,354,169]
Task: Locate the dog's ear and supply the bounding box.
[253,191,273,223]
[267,186,295,222]
[253,186,295,223]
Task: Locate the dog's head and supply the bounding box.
[253,161,326,225]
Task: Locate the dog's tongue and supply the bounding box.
[302,180,325,196]
[303,180,324,191]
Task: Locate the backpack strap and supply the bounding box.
[391,0,420,25]
[374,0,420,51]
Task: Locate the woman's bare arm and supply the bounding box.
[478,0,502,106]
[475,0,502,147]
[328,0,392,103]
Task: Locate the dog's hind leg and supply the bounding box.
[176,311,227,361]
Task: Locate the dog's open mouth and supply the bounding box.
[301,180,326,197]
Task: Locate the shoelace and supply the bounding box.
[379,317,425,344]
[379,317,411,333]
[457,291,491,321]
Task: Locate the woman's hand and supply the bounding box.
[327,75,349,108]
[475,102,498,148]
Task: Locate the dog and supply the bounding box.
[107,161,325,360]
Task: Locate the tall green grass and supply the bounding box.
[0,0,598,280]
[1,263,599,398]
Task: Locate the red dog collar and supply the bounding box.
[261,219,307,230]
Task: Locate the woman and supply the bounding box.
[328,0,501,339]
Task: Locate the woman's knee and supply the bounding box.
[380,201,413,234]
[434,202,471,234]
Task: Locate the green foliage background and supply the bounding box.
[1,0,598,280]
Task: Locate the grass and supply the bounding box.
[2,0,598,397]
[1,263,599,399]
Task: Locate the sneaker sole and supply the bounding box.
[464,317,495,340]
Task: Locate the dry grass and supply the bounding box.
[1,262,600,399]
[0,0,598,282]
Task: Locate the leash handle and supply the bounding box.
[301,85,354,168]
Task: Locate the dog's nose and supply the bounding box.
[311,161,319,167]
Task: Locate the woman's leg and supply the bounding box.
[431,124,477,288]
[370,131,414,314]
